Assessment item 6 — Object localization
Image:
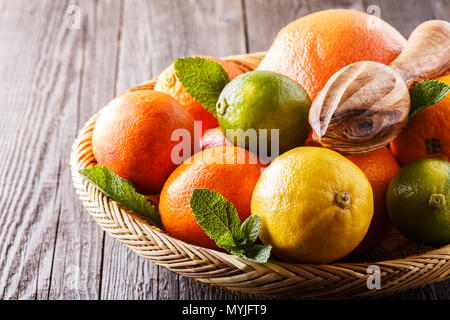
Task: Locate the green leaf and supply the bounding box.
[189,188,241,243]
[78,166,162,227]
[189,188,271,263]
[174,57,230,117]
[216,232,238,252]
[239,244,273,263]
[409,80,450,121]
[240,215,261,245]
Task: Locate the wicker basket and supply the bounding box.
[70,52,450,299]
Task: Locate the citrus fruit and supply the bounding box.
[216,70,311,156]
[200,127,232,150]
[155,56,243,134]
[386,158,450,245]
[251,147,373,264]
[390,74,450,165]
[347,147,400,253]
[257,9,406,100]
[159,146,265,249]
[92,90,195,195]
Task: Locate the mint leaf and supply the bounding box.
[240,215,261,245]
[216,232,238,252]
[190,188,271,263]
[238,244,272,263]
[174,57,230,117]
[409,80,450,120]
[78,166,162,228]
[190,188,241,243]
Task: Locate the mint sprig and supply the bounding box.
[190,188,272,263]
[409,80,450,121]
[174,57,230,117]
[78,166,162,227]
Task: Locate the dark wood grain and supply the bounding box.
[309,61,410,154]
[0,0,449,300]
[390,20,450,87]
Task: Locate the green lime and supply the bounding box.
[386,158,450,245]
[216,70,311,157]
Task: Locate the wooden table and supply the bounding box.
[1,0,449,300]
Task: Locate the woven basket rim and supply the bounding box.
[70,52,450,299]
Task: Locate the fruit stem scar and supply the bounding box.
[217,98,228,116]
[426,139,441,154]
[335,191,351,209]
[428,193,446,209]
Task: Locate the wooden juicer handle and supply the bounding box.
[309,20,450,154]
[391,20,450,88]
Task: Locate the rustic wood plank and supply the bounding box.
[429,0,450,20]
[144,0,247,76]
[0,0,90,299]
[308,0,366,12]
[244,0,310,52]
[99,0,247,300]
[47,0,122,300]
[365,0,436,37]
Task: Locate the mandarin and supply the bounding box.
[347,147,400,254]
[390,75,450,165]
[92,90,195,195]
[159,146,264,250]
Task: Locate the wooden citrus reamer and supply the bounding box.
[309,20,450,154]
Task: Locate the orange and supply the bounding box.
[159,146,265,249]
[390,75,450,165]
[346,147,400,253]
[155,56,243,134]
[92,90,195,195]
[200,127,232,150]
[257,9,406,100]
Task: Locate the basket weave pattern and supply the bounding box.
[70,53,450,299]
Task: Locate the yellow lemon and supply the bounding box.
[251,147,373,264]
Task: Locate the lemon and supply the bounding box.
[387,158,450,245]
[251,147,373,264]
